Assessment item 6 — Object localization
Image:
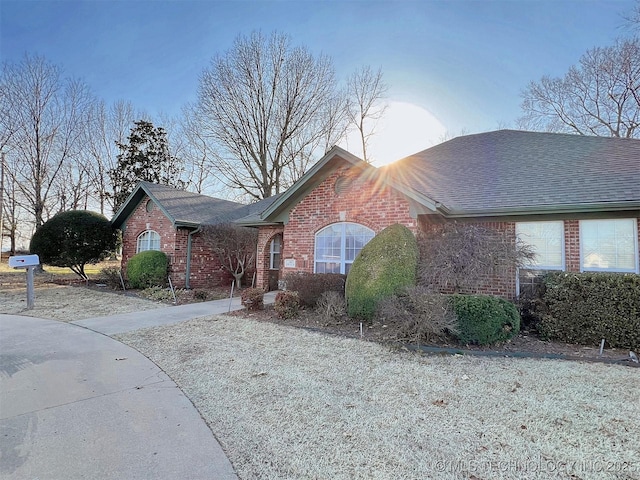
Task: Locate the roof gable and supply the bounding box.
[252,146,376,223]
[111,182,265,229]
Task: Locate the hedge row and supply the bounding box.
[538,272,640,350]
[282,272,345,307]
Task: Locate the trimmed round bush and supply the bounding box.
[126,250,168,289]
[29,210,117,279]
[345,224,418,320]
[450,294,520,345]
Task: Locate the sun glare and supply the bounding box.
[342,101,447,167]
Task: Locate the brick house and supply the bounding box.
[239,130,640,299]
[111,181,279,289]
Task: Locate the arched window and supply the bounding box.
[315,222,374,274]
[137,230,160,253]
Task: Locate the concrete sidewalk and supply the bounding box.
[0,314,238,480]
[73,290,278,335]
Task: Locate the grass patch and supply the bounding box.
[117,316,640,480]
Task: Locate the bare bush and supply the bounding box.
[316,291,347,324]
[376,286,458,344]
[418,222,535,293]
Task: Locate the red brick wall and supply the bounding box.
[256,226,285,290]
[255,166,417,289]
[120,196,178,279]
[564,220,581,272]
[418,216,519,299]
[120,195,235,289]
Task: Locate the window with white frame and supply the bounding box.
[315,222,375,275]
[270,236,281,270]
[516,221,564,270]
[580,219,638,272]
[137,230,160,253]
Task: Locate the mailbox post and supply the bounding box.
[8,254,40,309]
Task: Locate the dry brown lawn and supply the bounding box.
[117,316,640,480]
[0,261,162,321]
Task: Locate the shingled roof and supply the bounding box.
[111,181,281,229]
[383,130,640,216]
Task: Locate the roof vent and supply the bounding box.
[334,176,354,196]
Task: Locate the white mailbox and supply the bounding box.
[8,254,40,268]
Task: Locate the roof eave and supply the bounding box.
[441,201,640,218]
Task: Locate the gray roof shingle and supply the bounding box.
[112,181,282,228]
[383,130,640,215]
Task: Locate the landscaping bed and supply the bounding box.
[231,306,637,365]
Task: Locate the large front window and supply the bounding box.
[580,219,638,272]
[516,221,564,270]
[315,222,375,274]
[137,230,160,253]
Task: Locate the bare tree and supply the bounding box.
[624,0,640,28]
[418,223,535,294]
[196,31,342,200]
[1,54,95,228]
[84,100,140,215]
[346,66,388,163]
[519,37,640,138]
[179,103,227,195]
[201,223,258,287]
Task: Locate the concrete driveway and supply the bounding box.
[0,314,237,480]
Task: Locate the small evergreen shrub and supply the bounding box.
[450,294,520,345]
[282,273,346,307]
[538,272,640,350]
[241,288,264,311]
[376,286,458,344]
[316,291,347,324]
[346,224,418,320]
[274,291,300,319]
[126,251,168,289]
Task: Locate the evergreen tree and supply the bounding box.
[109,120,184,211]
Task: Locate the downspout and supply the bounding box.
[185,226,201,289]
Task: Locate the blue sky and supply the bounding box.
[1,0,637,161]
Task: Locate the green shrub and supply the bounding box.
[29,210,117,279]
[274,291,300,319]
[126,250,168,289]
[538,272,640,350]
[450,294,520,345]
[376,286,458,344]
[241,288,264,311]
[346,224,418,320]
[282,273,345,307]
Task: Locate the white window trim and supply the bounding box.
[516,221,565,271]
[314,222,374,275]
[136,230,161,253]
[579,218,639,273]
